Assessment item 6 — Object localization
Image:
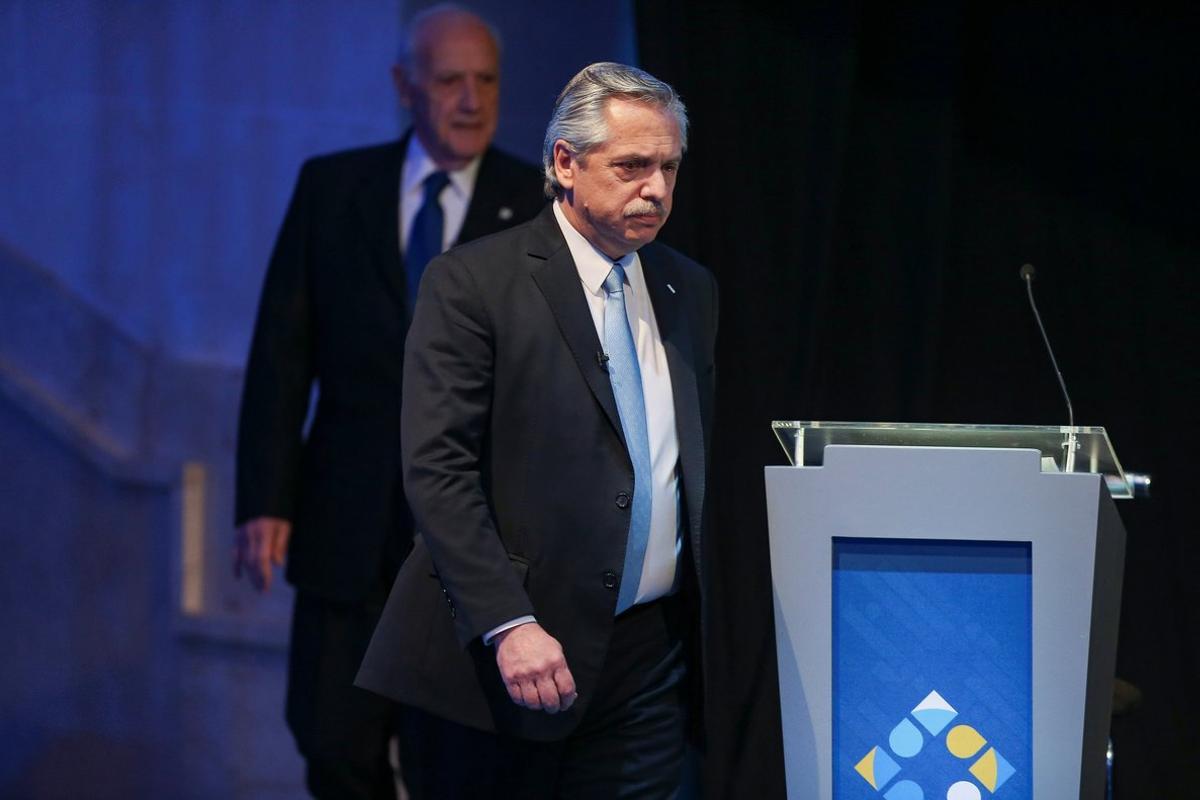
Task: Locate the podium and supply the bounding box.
[765,422,1129,800]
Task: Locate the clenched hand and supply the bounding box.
[494,623,578,714]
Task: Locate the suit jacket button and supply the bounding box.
[615,492,630,509]
[602,570,618,589]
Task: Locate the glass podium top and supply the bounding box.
[772,421,1134,499]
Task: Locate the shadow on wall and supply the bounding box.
[0,242,300,797]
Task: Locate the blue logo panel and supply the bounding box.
[833,538,1032,798]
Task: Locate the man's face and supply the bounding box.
[554,99,683,260]
[393,18,499,169]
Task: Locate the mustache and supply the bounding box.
[623,199,665,217]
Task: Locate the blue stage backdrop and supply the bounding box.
[833,538,1032,800]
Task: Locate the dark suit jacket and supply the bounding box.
[356,204,718,741]
[235,135,546,605]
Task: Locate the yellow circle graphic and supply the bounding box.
[945,724,987,759]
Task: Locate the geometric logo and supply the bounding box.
[854,690,1017,799]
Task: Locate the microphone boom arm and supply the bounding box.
[1021,264,1078,472]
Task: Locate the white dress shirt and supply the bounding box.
[399,134,482,255]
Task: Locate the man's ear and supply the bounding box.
[552,140,576,190]
[391,65,412,109]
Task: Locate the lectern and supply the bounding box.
[765,422,1130,800]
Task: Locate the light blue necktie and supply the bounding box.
[603,262,653,615]
[405,171,450,315]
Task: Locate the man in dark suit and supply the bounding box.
[358,62,718,798]
[232,7,544,798]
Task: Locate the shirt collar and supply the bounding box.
[552,200,638,296]
[402,133,482,200]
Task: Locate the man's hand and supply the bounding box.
[494,623,578,714]
[233,516,292,591]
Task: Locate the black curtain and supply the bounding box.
[634,3,1198,798]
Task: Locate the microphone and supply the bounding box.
[596,351,609,369]
[1019,264,1077,471]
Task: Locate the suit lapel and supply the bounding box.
[527,208,625,444]
[528,210,707,554]
[642,246,706,561]
[353,138,406,307]
[458,147,511,245]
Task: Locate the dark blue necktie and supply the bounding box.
[405,171,450,313]
[603,262,653,614]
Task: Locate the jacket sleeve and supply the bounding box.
[234,162,317,525]
[400,250,535,647]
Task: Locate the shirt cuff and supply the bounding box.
[483,615,537,646]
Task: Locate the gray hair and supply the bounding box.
[397,4,501,74]
[542,62,689,198]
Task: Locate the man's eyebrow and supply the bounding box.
[609,152,683,163]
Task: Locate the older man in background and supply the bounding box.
[233,6,544,798]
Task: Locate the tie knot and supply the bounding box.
[603,262,627,296]
[423,171,450,200]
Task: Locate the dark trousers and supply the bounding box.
[286,590,401,800]
[400,594,690,799]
